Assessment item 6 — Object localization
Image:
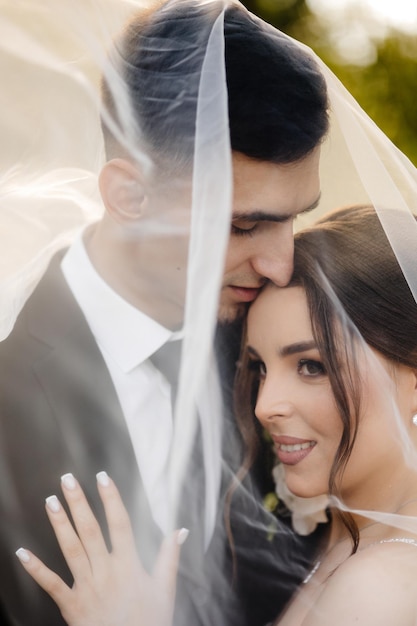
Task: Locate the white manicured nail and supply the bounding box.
[46,495,61,513]
[96,471,110,487]
[15,548,30,563]
[177,528,189,545]
[61,473,77,490]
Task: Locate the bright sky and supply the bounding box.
[308,0,417,33]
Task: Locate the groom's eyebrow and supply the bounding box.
[232,193,321,223]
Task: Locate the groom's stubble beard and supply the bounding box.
[217,298,248,324]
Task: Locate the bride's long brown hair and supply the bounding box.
[234,204,417,554]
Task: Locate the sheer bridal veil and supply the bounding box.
[1,0,417,620]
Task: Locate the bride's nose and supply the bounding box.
[254,376,294,425]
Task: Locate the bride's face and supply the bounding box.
[247,284,417,502]
[247,284,340,498]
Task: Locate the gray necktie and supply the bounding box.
[150,339,182,408]
[151,339,206,540]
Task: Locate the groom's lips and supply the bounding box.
[229,285,262,302]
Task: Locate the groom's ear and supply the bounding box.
[99,158,148,223]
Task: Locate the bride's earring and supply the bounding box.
[412,414,417,426]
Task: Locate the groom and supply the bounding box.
[0,1,328,625]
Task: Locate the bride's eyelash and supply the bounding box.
[247,358,266,377]
[297,358,326,376]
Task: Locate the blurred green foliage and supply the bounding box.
[242,0,417,165]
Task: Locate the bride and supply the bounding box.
[238,204,417,625]
[16,204,417,625]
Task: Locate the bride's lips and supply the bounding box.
[271,435,316,466]
[229,286,261,302]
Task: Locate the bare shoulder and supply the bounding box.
[301,541,417,626]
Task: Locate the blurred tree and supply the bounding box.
[333,35,417,166]
[241,0,316,42]
[242,0,307,33]
[241,0,417,165]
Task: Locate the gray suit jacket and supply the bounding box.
[0,254,238,626]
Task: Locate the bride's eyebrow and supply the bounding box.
[280,341,317,357]
[246,341,318,361]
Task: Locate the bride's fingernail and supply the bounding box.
[177,528,189,546]
[96,471,110,487]
[15,548,30,563]
[46,495,61,513]
[61,473,77,490]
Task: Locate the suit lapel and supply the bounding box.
[26,255,227,623]
[27,254,163,567]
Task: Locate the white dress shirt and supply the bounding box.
[61,232,221,544]
[61,234,179,533]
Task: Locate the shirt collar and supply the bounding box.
[61,231,176,372]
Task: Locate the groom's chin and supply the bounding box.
[217,300,247,325]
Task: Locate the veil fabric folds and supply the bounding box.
[2,0,416,337]
[1,0,417,621]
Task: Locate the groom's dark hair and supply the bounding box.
[101,0,329,172]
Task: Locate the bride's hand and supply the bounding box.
[15,472,187,626]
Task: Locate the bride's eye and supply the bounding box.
[298,358,326,377]
[248,358,266,379]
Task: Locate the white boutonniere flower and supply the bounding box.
[272,464,329,535]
